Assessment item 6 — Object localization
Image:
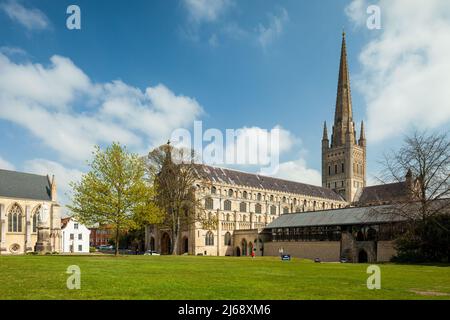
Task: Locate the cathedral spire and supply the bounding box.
[322,121,329,141]
[359,121,366,147]
[332,32,353,147]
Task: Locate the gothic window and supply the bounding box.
[243,215,247,222]
[228,189,234,197]
[32,205,40,233]
[328,166,331,176]
[257,193,262,201]
[270,205,276,215]
[240,202,247,213]
[205,197,213,210]
[224,232,231,246]
[270,195,274,202]
[205,231,214,246]
[255,203,262,214]
[226,214,230,222]
[342,163,345,173]
[8,204,23,233]
[243,191,248,199]
[335,164,338,174]
[293,198,297,206]
[211,186,217,194]
[224,200,232,211]
[282,196,287,203]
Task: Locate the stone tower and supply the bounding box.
[322,32,366,202]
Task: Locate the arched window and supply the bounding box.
[243,191,248,199]
[255,203,262,214]
[335,164,338,174]
[228,189,234,197]
[205,231,214,246]
[224,200,232,211]
[243,215,247,222]
[211,186,216,194]
[224,232,231,246]
[270,195,274,202]
[226,213,230,222]
[32,205,40,233]
[205,197,213,210]
[239,202,247,213]
[342,163,345,173]
[257,193,262,201]
[270,205,276,215]
[293,198,297,206]
[8,204,23,233]
[282,196,287,203]
[328,166,331,176]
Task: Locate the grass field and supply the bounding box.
[1,255,449,300]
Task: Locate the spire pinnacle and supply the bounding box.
[322,121,329,140]
[332,32,353,147]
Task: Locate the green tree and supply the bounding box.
[68,142,162,256]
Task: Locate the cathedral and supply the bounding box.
[145,33,411,262]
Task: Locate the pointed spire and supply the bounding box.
[360,121,366,140]
[332,32,353,147]
[322,121,329,140]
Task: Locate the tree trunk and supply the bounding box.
[115,225,120,256]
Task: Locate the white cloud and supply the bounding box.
[0,0,49,31]
[24,159,83,214]
[267,157,321,186]
[344,0,367,27]
[346,0,450,142]
[257,7,289,49]
[0,156,15,170]
[0,53,203,163]
[183,0,232,23]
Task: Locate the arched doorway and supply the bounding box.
[182,237,188,254]
[248,242,253,256]
[356,231,365,241]
[161,232,171,255]
[150,237,155,251]
[236,247,241,256]
[241,239,247,256]
[358,249,368,263]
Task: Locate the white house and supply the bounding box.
[60,217,91,253]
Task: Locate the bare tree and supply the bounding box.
[378,130,450,261]
[147,142,217,255]
[378,130,450,220]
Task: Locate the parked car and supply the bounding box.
[97,245,114,250]
[144,250,160,256]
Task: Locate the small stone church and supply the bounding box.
[145,33,413,262]
[0,170,62,254]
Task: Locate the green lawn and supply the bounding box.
[0,255,449,300]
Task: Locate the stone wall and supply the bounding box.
[264,241,341,262]
[377,241,397,262]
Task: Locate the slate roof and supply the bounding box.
[355,182,409,204]
[193,164,345,202]
[265,205,407,229]
[0,169,52,201]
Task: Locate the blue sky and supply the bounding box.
[1,0,450,210]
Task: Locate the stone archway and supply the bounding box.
[182,237,188,254]
[236,247,241,256]
[241,239,247,256]
[358,249,368,263]
[161,232,171,255]
[150,237,155,251]
[248,242,253,256]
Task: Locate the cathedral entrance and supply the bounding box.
[182,237,188,254]
[358,249,368,263]
[161,232,171,255]
[150,237,155,251]
[241,239,247,256]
